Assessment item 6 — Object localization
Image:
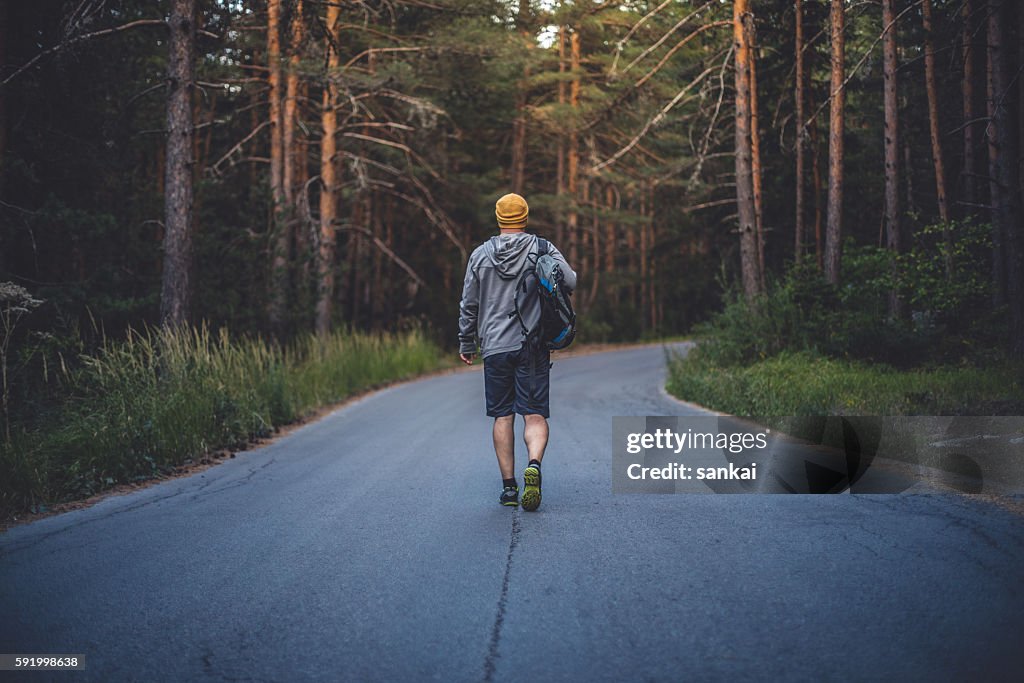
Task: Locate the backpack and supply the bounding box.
[509,238,577,351]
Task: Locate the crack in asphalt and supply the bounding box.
[189,458,276,502]
[0,485,190,558]
[0,458,276,560]
[483,508,521,683]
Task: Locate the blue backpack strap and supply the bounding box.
[538,237,549,256]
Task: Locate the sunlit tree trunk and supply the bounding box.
[824,0,845,285]
[316,0,341,334]
[922,0,954,279]
[747,12,765,289]
[267,0,288,331]
[510,0,530,194]
[160,0,196,328]
[567,29,580,266]
[882,0,901,318]
[734,0,761,300]
[922,0,949,228]
[283,0,303,207]
[555,25,566,248]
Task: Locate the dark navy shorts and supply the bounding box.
[483,344,551,418]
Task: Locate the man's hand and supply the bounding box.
[459,352,476,366]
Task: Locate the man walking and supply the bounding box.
[458,193,577,510]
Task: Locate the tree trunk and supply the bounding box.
[0,0,7,207]
[986,0,1005,306]
[922,0,949,229]
[640,189,648,332]
[811,115,823,270]
[748,12,766,289]
[648,185,657,331]
[882,0,902,318]
[555,25,566,247]
[987,0,1023,351]
[160,0,196,328]
[734,0,761,300]
[586,181,600,311]
[567,29,581,266]
[626,189,637,312]
[267,0,288,331]
[510,0,530,194]
[1019,1,1024,204]
[904,135,915,214]
[315,0,341,335]
[283,0,303,207]
[794,0,806,262]
[961,0,978,212]
[824,0,845,285]
[605,185,616,281]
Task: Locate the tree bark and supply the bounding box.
[986,0,1023,351]
[605,185,616,281]
[585,180,600,311]
[283,0,303,207]
[882,0,902,318]
[747,11,766,290]
[648,185,657,331]
[961,0,978,212]
[640,189,648,332]
[267,0,288,331]
[316,0,341,335]
[734,0,761,300]
[567,29,580,266]
[986,0,1005,306]
[811,115,823,270]
[824,0,845,285]
[794,0,806,262]
[0,0,7,205]
[555,25,566,248]
[510,0,530,194]
[160,0,196,328]
[922,0,949,230]
[286,0,310,291]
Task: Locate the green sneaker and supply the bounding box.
[499,485,519,507]
[521,465,542,511]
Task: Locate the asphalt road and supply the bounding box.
[1,345,1022,682]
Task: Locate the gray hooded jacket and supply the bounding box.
[458,232,577,358]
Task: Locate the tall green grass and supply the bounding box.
[667,349,1023,417]
[1,326,444,516]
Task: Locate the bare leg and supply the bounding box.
[493,415,515,479]
[523,413,549,463]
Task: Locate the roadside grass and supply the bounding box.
[666,349,1023,417]
[0,325,445,517]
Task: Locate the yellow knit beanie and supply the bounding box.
[495,193,529,230]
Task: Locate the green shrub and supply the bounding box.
[693,222,1000,368]
[667,349,1023,417]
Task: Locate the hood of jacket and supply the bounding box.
[482,232,537,280]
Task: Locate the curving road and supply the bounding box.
[1,345,1022,681]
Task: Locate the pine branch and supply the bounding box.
[1,19,167,89]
